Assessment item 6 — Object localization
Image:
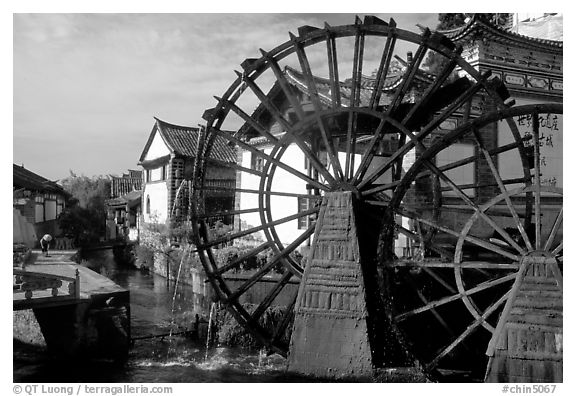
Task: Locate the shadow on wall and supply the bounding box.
[13,209,37,248]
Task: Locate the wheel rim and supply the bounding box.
[189,16,514,357]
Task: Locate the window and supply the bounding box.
[146,195,151,214]
[297,197,310,229]
[161,165,167,181]
[251,152,265,172]
[146,169,152,183]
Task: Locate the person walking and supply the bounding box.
[40,234,52,257]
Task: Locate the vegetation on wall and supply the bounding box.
[215,303,292,349]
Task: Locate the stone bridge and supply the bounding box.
[13,251,131,361]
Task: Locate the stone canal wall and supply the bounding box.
[138,227,298,310]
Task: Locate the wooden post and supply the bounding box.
[74,269,81,299]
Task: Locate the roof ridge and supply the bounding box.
[154,117,200,132]
[437,14,562,51]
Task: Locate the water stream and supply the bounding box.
[13,249,311,383]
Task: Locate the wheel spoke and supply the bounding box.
[290,32,345,181]
[197,185,321,200]
[350,118,389,184]
[226,226,315,302]
[427,290,510,370]
[400,204,526,219]
[208,157,264,177]
[544,208,563,252]
[233,70,291,130]
[411,136,532,186]
[250,272,295,323]
[260,49,306,120]
[369,18,397,109]
[344,17,365,179]
[196,207,260,220]
[400,45,461,128]
[212,127,328,191]
[229,73,335,185]
[438,178,529,192]
[532,111,542,249]
[552,241,563,257]
[423,268,457,294]
[197,206,319,250]
[396,273,515,322]
[472,127,533,250]
[395,207,520,261]
[405,272,458,338]
[391,260,520,270]
[386,29,430,114]
[272,291,298,344]
[421,159,527,255]
[358,73,490,188]
[324,23,341,108]
[215,242,273,276]
[216,96,279,144]
[393,223,454,260]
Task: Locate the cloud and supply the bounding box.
[13,13,442,180]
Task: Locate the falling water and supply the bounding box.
[204,302,217,361]
[257,348,266,369]
[168,245,191,337]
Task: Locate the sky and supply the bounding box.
[13,11,440,181]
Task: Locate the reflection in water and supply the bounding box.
[13,249,311,383]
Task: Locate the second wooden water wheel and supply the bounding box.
[382,103,562,379]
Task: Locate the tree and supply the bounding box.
[436,13,467,30]
[58,171,111,245]
[423,13,510,77]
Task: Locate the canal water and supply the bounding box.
[13,249,311,383]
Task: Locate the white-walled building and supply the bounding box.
[138,118,236,226]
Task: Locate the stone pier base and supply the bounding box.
[287,192,375,379]
[485,255,563,382]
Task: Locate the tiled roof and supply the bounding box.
[285,62,434,108]
[238,63,434,138]
[110,174,142,199]
[126,169,142,179]
[13,164,67,195]
[513,15,563,42]
[106,189,142,208]
[438,14,562,53]
[139,118,237,164]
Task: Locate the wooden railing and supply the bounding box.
[13,268,80,303]
[204,179,236,190]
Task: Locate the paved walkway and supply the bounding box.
[14,250,126,310]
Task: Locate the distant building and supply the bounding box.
[439,13,562,192]
[110,169,142,198]
[105,170,143,241]
[138,118,237,226]
[13,164,69,244]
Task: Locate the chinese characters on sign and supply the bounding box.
[516,113,562,188]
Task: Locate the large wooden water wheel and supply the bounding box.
[189,15,562,380]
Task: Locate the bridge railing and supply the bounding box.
[13,268,80,302]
